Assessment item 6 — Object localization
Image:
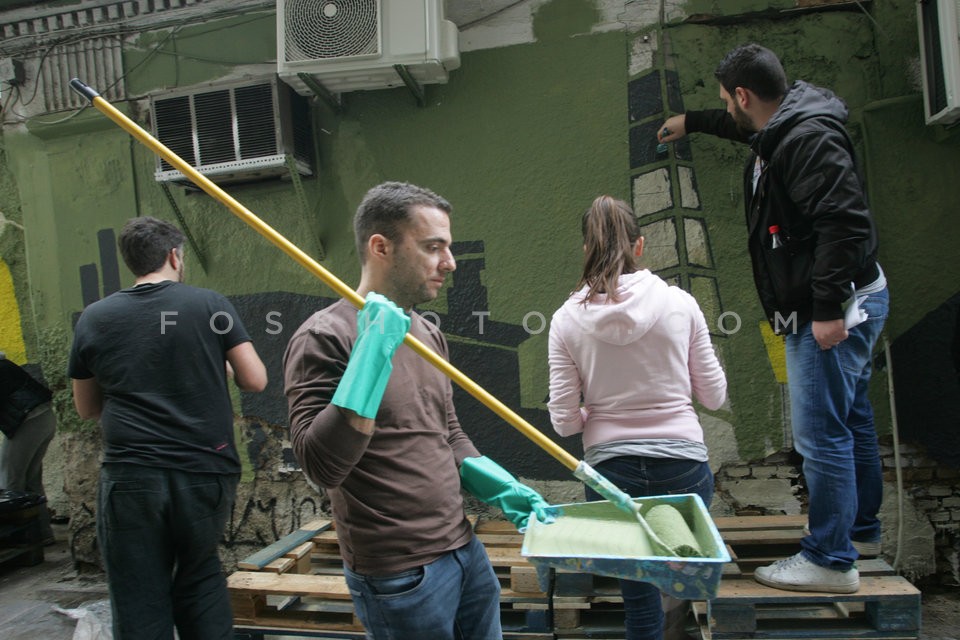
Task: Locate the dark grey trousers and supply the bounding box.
[0,402,56,540]
[97,463,239,640]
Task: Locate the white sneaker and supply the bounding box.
[754,552,859,593]
[853,539,881,557]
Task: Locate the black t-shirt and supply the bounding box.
[68,281,251,474]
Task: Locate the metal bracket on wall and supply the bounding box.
[297,73,342,115]
[159,182,208,273]
[393,64,426,107]
[285,154,326,261]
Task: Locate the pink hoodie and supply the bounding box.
[547,270,727,450]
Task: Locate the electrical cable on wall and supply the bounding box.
[0,10,270,125]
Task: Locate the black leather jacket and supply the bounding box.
[686,81,880,332]
[0,359,52,436]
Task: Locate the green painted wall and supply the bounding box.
[3,0,959,476]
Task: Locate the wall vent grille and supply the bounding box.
[151,77,313,185]
[34,37,124,113]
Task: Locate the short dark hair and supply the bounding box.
[118,216,186,276]
[353,181,451,262]
[715,43,789,102]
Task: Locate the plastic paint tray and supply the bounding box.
[521,493,730,600]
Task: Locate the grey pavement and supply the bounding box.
[0,522,109,639]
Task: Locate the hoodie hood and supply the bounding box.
[560,270,666,346]
[754,80,849,160]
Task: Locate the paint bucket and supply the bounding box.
[521,493,729,600]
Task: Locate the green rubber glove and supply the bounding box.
[460,456,555,531]
[331,292,411,419]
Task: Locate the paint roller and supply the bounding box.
[68,78,693,557]
[573,460,700,557]
[644,504,703,558]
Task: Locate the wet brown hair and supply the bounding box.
[576,195,639,304]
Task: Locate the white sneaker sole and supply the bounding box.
[853,540,881,557]
[754,572,860,594]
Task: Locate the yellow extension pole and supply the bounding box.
[69,79,579,473]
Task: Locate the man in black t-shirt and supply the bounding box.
[68,216,267,640]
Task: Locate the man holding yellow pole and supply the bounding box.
[283,181,552,639]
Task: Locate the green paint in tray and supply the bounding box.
[521,493,729,600]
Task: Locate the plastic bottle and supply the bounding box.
[769,225,783,249]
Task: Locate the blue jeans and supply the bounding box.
[585,455,715,640]
[97,464,238,640]
[344,535,501,640]
[786,287,889,570]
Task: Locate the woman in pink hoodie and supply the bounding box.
[547,195,728,640]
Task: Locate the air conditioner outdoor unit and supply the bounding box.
[277,0,460,95]
[918,0,960,125]
[151,77,313,185]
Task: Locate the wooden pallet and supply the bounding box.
[236,518,333,572]
[541,515,920,640]
[229,517,551,639]
[231,515,920,639]
[229,518,360,638]
[692,515,921,640]
[0,503,44,569]
[545,565,624,639]
[474,520,553,639]
[229,570,361,629]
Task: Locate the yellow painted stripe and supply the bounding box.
[759,321,787,385]
[0,259,28,364]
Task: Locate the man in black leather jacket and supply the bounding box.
[0,351,56,543]
[658,43,889,594]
